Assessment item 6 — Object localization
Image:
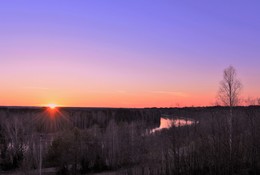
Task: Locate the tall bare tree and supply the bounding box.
[217,65,242,173]
[218,65,242,107]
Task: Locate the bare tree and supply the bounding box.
[217,65,242,173]
[218,66,242,107]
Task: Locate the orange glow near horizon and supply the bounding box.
[0,91,219,108]
[0,88,257,108]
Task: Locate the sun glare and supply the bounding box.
[48,104,57,109]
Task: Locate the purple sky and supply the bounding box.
[0,0,259,107]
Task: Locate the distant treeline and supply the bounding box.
[0,106,260,175]
[0,107,160,132]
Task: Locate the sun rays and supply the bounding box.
[30,106,72,133]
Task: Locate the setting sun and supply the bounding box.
[47,104,57,109]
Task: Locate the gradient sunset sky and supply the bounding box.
[0,1,259,107]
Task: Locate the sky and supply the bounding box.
[0,0,260,107]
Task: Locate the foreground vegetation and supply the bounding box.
[0,106,260,175]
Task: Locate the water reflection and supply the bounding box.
[151,117,195,133]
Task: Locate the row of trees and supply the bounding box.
[0,109,154,174]
[1,106,259,174]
